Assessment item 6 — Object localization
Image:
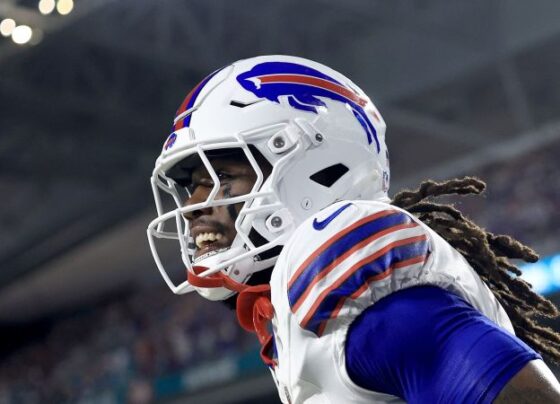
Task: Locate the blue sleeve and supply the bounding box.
[345,286,541,404]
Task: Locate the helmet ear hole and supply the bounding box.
[309,164,349,187]
[248,145,272,176]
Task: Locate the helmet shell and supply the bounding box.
[148,55,389,299]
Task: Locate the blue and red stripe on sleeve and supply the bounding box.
[288,209,430,336]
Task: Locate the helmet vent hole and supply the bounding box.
[229,100,261,108]
[309,164,349,187]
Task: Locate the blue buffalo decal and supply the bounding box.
[236,62,380,152]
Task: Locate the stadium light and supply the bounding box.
[521,253,560,295]
[11,25,33,45]
[56,0,74,15]
[39,0,56,15]
[0,18,16,37]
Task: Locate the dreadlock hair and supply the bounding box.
[392,176,560,363]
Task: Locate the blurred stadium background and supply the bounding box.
[1,0,560,402]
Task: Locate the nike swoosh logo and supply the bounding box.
[312,203,352,230]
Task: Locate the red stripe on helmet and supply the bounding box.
[259,74,368,107]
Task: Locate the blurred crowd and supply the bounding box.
[449,139,560,250]
[0,139,559,403]
[0,289,256,403]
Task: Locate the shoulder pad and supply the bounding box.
[286,201,430,336]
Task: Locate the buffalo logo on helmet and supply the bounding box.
[164,132,178,150]
[236,61,381,152]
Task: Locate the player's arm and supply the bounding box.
[344,286,560,403]
[494,360,560,403]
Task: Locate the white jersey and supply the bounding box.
[268,200,514,404]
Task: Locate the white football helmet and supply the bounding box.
[147,55,389,300]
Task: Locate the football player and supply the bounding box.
[147,55,560,403]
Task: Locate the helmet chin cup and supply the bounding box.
[192,280,237,301]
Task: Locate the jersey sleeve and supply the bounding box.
[345,286,541,404]
[286,201,431,336]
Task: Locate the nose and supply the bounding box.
[183,186,213,220]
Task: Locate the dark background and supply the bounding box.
[1,0,560,402]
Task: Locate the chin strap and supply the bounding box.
[187,266,277,367]
[236,283,276,367]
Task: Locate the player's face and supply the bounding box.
[183,155,263,260]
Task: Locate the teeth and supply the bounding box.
[195,232,223,249]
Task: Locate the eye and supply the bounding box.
[178,171,232,194]
[216,171,232,181]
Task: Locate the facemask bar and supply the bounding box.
[148,203,288,294]
[173,142,269,267]
[148,123,306,295]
